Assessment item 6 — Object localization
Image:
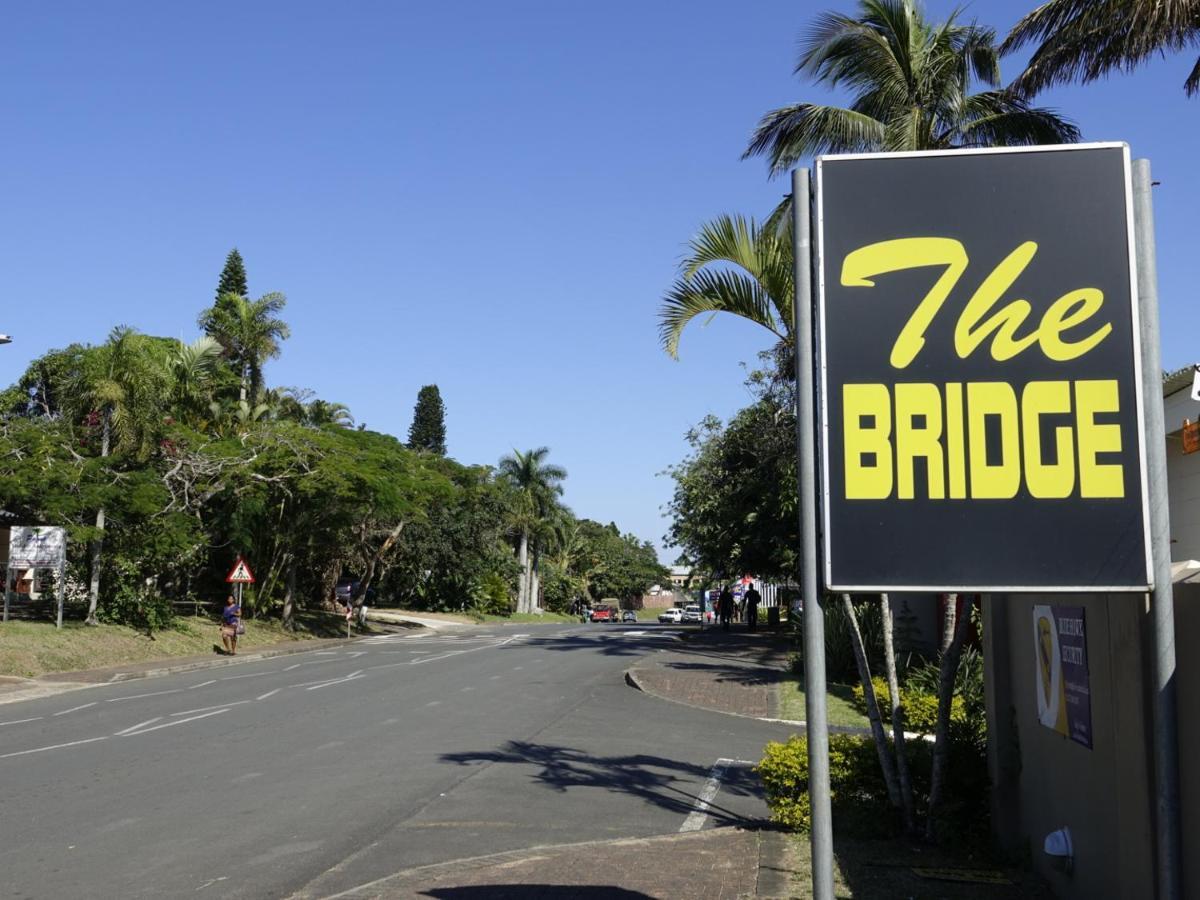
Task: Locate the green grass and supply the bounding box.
[0,614,334,679]
[471,611,581,624]
[778,678,869,728]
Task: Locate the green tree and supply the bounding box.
[498,447,566,614]
[744,0,1079,174]
[1004,0,1200,97]
[167,336,223,423]
[216,248,248,301]
[67,327,171,624]
[407,385,447,455]
[659,216,793,359]
[198,292,290,403]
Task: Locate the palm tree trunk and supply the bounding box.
[86,415,111,626]
[880,593,916,833]
[940,592,957,652]
[842,593,902,810]
[926,595,973,840]
[530,550,541,613]
[517,529,529,614]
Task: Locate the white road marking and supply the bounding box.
[256,688,280,701]
[53,702,98,717]
[107,688,183,703]
[304,671,364,691]
[679,758,754,833]
[283,663,302,671]
[490,675,501,680]
[314,651,339,656]
[424,700,441,707]
[623,631,648,637]
[115,717,162,736]
[512,666,524,671]
[346,651,367,658]
[0,717,44,727]
[221,671,268,681]
[0,736,109,759]
[118,708,229,736]
[188,680,217,690]
[171,700,252,717]
[460,686,475,692]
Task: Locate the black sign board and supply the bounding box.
[816,144,1150,591]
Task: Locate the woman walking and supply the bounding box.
[220,594,242,655]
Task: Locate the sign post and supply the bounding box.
[4,526,67,629]
[804,144,1172,897]
[225,557,255,617]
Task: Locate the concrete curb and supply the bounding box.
[623,664,808,730]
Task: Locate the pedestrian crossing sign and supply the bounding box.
[225,557,255,584]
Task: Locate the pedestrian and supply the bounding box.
[718,584,734,631]
[745,582,761,632]
[220,594,242,655]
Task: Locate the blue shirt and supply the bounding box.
[222,604,241,625]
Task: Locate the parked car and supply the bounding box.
[621,610,637,623]
[658,608,684,624]
[682,604,702,623]
[590,606,614,623]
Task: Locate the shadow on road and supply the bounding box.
[440,740,762,826]
[659,660,786,687]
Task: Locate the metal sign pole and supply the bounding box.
[3,562,9,623]
[793,167,833,900]
[1132,158,1182,900]
[56,559,64,630]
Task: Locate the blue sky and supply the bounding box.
[4,1,1198,562]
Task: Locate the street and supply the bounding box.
[0,623,796,898]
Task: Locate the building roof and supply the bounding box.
[1164,366,1195,398]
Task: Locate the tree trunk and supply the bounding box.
[940,593,958,653]
[358,521,405,606]
[516,529,529,614]
[880,593,916,833]
[926,594,974,840]
[842,593,902,810]
[530,550,541,613]
[86,415,111,626]
[281,558,296,631]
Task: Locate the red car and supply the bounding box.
[589,606,614,623]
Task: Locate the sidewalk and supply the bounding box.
[303,828,801,899]
[626,626,796,722]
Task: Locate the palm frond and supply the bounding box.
[744,103,886,173]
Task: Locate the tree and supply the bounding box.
[67,327,171,624]
[1003,0,1200,98]
[659,216,793,360]
[198,292,290,403]
[497,447,566,614]
[407,385,447,455]
[743,0,1080,175]
[216,248,248,301]
[167,336,222,422]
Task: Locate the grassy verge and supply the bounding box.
[470,611,581,624]
[0,614,335,679]
[779,678,869,728]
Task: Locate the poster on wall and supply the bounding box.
[816,143,1151,592]
[1033,605,1092,748]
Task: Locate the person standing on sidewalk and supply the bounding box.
[745,583,761,632]
[220,594,242,655]
[718,585,734,631]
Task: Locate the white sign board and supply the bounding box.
[9,526,66,569]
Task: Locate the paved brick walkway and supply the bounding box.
[319,828,795,900]
[628,628,794,720]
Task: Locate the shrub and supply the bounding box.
[850,676,965,735]
[793,598,885,684]
[756,734,899,837]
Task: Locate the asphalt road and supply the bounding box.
[0,623,797,899]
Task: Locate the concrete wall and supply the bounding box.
[985,593,1157,899]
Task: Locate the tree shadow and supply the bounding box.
[660,660,786,687]
[441,741,764,826]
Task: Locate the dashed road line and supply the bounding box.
[107,689,184,703]
[171,700,253,717]
[115,717,162,736]
[117,708,229,736]
[53,702,98,717]
[0,736,109,759]
[679,758,756,833]
[188,680,217,690]
[256,688,280,701]
[0,717,43,727]
[221,671,269,681]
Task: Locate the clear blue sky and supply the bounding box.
[4,1,1198,562]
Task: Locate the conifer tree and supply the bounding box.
[216,248,248,301]
[407,385,446,455]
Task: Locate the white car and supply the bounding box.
[658,608,684,624]
[682,604,702,623]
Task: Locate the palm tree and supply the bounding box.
[305,399,355,428]
[167,336,222,422]
[658,215,793,359]
[744,0,1080,175]
[198,292,290,403]
[70,327,170,624]
[1003,0,1200,97]
[497,448,567,614]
